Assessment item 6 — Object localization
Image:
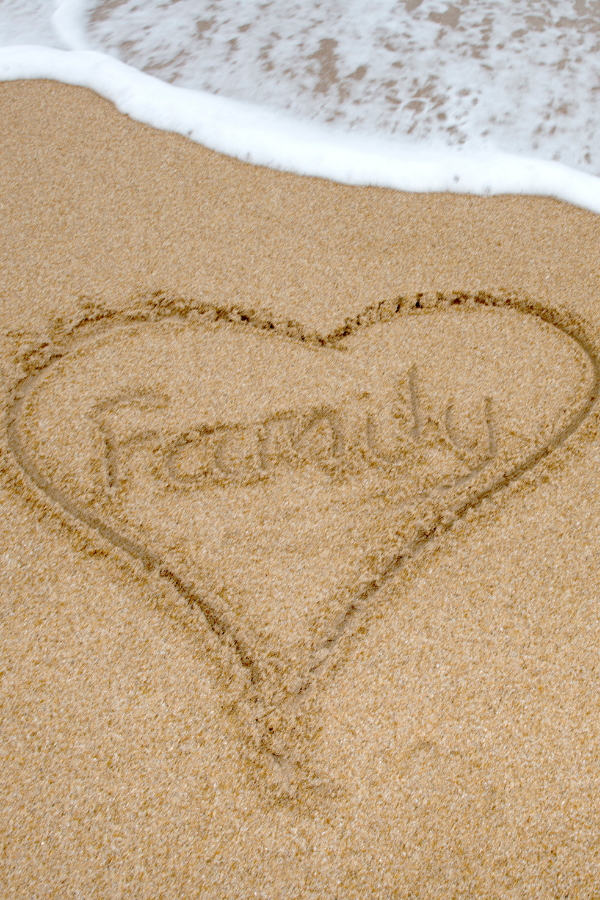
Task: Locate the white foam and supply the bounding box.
[52,0,86,51]
[2,42,600,212]
[0,1,599,212]
[54,0,600,178]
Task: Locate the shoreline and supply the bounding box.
[2,46,600,213]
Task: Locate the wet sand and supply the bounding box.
[2,80,600,898]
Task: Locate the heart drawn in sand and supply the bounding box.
[6,293,599,784]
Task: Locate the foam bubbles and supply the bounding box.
[68,0,600,177]
[1,1,600,211]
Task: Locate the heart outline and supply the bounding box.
[5,292,600,789]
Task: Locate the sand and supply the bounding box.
[2,80,600,898]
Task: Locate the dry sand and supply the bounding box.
[2,80,600,898]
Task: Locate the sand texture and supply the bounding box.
[3,81,600,899]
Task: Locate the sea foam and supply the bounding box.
[0,0,599,212]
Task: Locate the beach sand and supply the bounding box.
[2,80,600,898]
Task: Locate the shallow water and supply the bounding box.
[83,0,600,176]
[0,0,62,47]
[2,1,600,186]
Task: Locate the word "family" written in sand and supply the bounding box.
[89,367,497,496]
